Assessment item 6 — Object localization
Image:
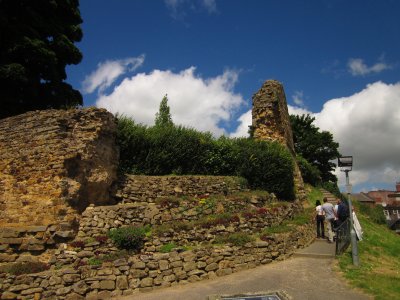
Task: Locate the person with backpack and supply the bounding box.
[337,197,349,226]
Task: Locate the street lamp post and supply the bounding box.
[338,156,359,266]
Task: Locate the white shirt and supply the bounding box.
[316,205,325,216]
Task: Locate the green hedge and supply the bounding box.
[116,116,295,200]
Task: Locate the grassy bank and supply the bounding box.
[336,201,400,300]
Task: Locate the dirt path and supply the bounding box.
[115,256,372,300]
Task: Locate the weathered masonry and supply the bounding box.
[252,80,305,198]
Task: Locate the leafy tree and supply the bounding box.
[154,94,173,127]
[290,114,340,183]
[0,0,83,119]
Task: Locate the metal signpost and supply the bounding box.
[338,156,359,266]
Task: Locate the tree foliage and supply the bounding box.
[154,94,173,127]
[0,0,83,119]
[290,114,340,183]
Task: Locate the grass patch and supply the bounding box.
[159,243,177,253]
[214,232,255,246]
[305,184,323,207]
[337,201,400,299]
[261,207,313,236]
[261,223,292,235]
[290,207,313,225]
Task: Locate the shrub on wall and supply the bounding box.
[116,116,295,200]
[108,226,147,251]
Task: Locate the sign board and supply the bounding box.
[338,156,353,167]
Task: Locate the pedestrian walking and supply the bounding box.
[315,200,325,239]
[321,197,336,243]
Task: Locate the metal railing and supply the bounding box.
[335,218,351,255]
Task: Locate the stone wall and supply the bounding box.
[0,105,315,299]
[116,175,245,203]
[251,80,305,198]
[0,193,314,299]
[77,193,299,240]
[0,173,245,261]
[0,108,118,254]
[0,224,314,300]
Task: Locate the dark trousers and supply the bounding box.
[316,215,325,238]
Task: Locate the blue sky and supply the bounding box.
[66,0,400,193]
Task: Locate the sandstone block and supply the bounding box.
[163,274,176,282]
[140,277,153,287]
[1,291,18,300]
[9,284,30,292]
[72,281,89,295]
[130,269,147,278]
[20,287,43,295]
[0,228,20,238]
[99,280,115,290]
[0,238,22,244]
[0,254,17,262]
[54,231,75,239]
[158,259,169,271]
[76,250,93,258]
[131,261,146,269]
[63,274,81,284]
[188,275,200,282]
[205,262,218,272]
[216,268,233,276]
[116,275,128,290]
[183,261,196,272]
[56,286,72,296]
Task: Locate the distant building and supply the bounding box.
[365,181,400,206]
[358,182,400,234]
[352,193,375,207]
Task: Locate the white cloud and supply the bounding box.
[230,110,251,137]
[288,105,313,117]
[292,90,305,107]
[96,67,244,135]
[313,81,400,190]
[348,58,391,76]
[82,55,145,94]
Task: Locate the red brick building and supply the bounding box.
[366,181,400,206]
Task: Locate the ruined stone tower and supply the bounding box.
[252,80,305,199]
